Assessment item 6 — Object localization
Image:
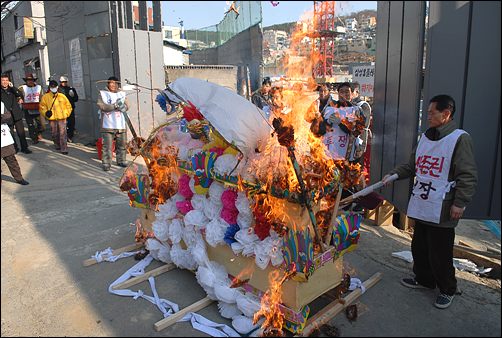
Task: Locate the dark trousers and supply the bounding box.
[9,119,29,151]
[102,130,127,167]
[411,220,457,296]
[67,109,75,139]
[2,154,23,181]
[25,111,44,141]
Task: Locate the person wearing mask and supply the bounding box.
[251,77,272,111]
[58,76,79,143]
[39,80,72,154]
[1,74,31,154]
[97,76,129,171]
[18,73,44,143]
[382,94,477,309]
[1,101,29,185]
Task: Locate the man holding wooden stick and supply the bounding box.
[382,94,478,309]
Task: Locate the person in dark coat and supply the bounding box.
[1,101,29,185]
[59,76,79,142]
[1,73,31,154]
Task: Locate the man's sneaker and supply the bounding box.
[401,278,429,289]
[117,162,128,168]
[103,166,111,172]
[434,293,455,309]
[21,148,32,154]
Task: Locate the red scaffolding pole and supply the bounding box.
[313,1,337,79]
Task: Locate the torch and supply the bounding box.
[272,117,325,252]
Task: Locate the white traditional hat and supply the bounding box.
[59,75,68,82]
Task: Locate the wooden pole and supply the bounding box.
[112,263,176,290]
[154,296,214,332]
[298,272,382,337]
[324,183,343,246]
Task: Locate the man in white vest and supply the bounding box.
[97,76,129,171]
[383,94,478,309]
[1,102,29,185]
[18,73,45,143]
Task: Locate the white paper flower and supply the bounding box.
[218,301,243,319]
[203,198,223,221]
[152,219,170,242]
[184,209,208,229]
[145,239,172,263]
[205,218,227,247]
[232,315,261,335]
[214,281,240,304]
[236,192,252,216]
[237,212,253,229]
[208,182,225,206]
[168,218,183,244]
[191,194,206,211]
[235,293,261,318]
[170,243,197,270]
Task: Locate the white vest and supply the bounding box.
[22,85,41,103]
[407,129,467,224]
[322,106,360,160]
[99,90,126,130]
[1,102,15,148]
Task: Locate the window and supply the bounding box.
[165,30,172,39]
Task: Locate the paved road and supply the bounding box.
[1,138,500,337]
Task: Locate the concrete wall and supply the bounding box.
[423,1,501,219]
[117,29,165,139]
[1,1,50,87]
[44,1,113,142]
[165,65,238,92]
[163,46,187,66]
[190,24,262,92]
[44,1,165,142]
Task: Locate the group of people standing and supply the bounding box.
[1,72,79,184]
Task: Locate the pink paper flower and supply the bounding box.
[221,208,239,225]
[221,189,238,211]
[176,200,193,215]
[178,174,193,199]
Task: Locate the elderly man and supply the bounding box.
[59,76,79,142]
[97,76,129,171]
[18,73,44,143]
[383,94,478,309]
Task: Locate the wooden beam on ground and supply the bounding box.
[154,296,214,332]
[454,244,501,260]
[112,263,176,290]
[297,272,382,337]
[82,242,144,267]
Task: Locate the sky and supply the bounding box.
[161,1,377,29]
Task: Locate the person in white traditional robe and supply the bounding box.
[97,76,129,171]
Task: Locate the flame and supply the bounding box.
[144,130,180,209]
[230,261,255,288]
[253,267,296,336]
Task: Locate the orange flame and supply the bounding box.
[253,267,296,337]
